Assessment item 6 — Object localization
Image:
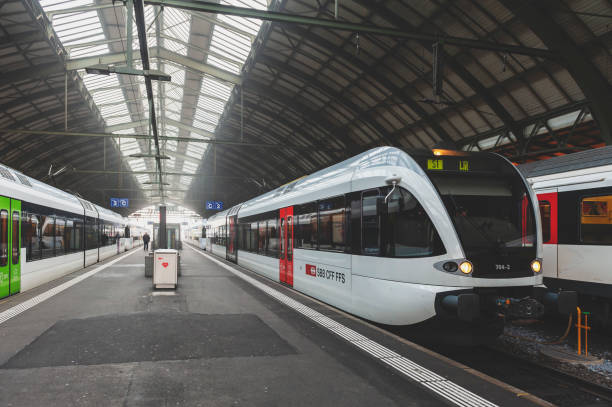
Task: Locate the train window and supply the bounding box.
[267,218,279,258]
[64,219,73,254]
[295,202,317,249]
[383,187,444,257]
[580,196,612,244]
[55,218,65,254]
[539,201,551,243]
[0,210,7,267]
[237,223,246,251]
[349,192,361,255]
[72,219,84,252]
[85,216,98,250]
[249,222,259,253]
[318,196,346,252]
[41,215,55,259]
[22,213,41,261]
[258,221,267,254]
[362,190,381,255]
[12,211,19,265]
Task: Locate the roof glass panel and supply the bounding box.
[42,0,269,196]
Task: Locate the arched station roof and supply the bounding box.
[0,0,610,215]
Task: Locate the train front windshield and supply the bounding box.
[432,175,536,253]
[424,155,538,277]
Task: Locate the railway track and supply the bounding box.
[420,341,612,407]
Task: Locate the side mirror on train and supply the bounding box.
[384,175,402,203]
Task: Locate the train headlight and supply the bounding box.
[531,259,542,273]
[459,261,473,274]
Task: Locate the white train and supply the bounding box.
[204,147,574,335]
[0,162,141,299]
[520,146,612,326]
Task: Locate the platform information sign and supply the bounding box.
[206,201,223,210]
[110,198,129,208]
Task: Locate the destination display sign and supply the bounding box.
[426,158,471,172]
[415,154,503,175]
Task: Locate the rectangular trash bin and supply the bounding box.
[145,253,153,277]
[153,249,178,289]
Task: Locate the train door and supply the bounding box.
[0,197,20,299]
[227,215,237,262]
[279,207,294,286]
[537,190,558,279]
[10,199,20,295]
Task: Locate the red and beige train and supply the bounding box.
[520,146,612,326]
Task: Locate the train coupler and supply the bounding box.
[496,297,544,319]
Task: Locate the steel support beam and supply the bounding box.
[501,0,612,144]
[144,0,557,58]
[457,100,590,149]
[0,63,64,87]
[73,169,248,179]
[65,46,241,85]
[352,1,525,144]
[0,128,343,151]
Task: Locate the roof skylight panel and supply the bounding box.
[130,5,158,50]
[39,0,93,12]
[197,95,226,114]
[69,43,109,58]
[206,55,241,75]
[186,143,206,159]
[129,159,147,171]
[182,161,198,173]
[82,74,134,126]
[99,103,129,117]
[179,176,193,185]
[119,139,141,156]
[194,110,220,126]
[192,120,217,133]
[105,115,133,126]
[219,14,261,36]
[160,8,191,55]
[165,140,178,152]
[201,77,232,99]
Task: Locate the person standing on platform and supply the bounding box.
[143,232,150,252]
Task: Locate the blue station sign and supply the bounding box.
[206,201,224,210]
[110,198,129,208]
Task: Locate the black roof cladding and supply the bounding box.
[518,146,612,178]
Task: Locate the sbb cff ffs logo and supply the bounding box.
[306,264,316,276]
[305,264,346,284]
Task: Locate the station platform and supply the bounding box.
[0,246,548,407]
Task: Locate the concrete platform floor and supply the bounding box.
[0,246,546,407]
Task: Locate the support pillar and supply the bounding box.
[159,205,167,249]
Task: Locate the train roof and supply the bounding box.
[0,161,125,220]
[518,146,612,178]
[236,147,426,215]
[95,204,125,224]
